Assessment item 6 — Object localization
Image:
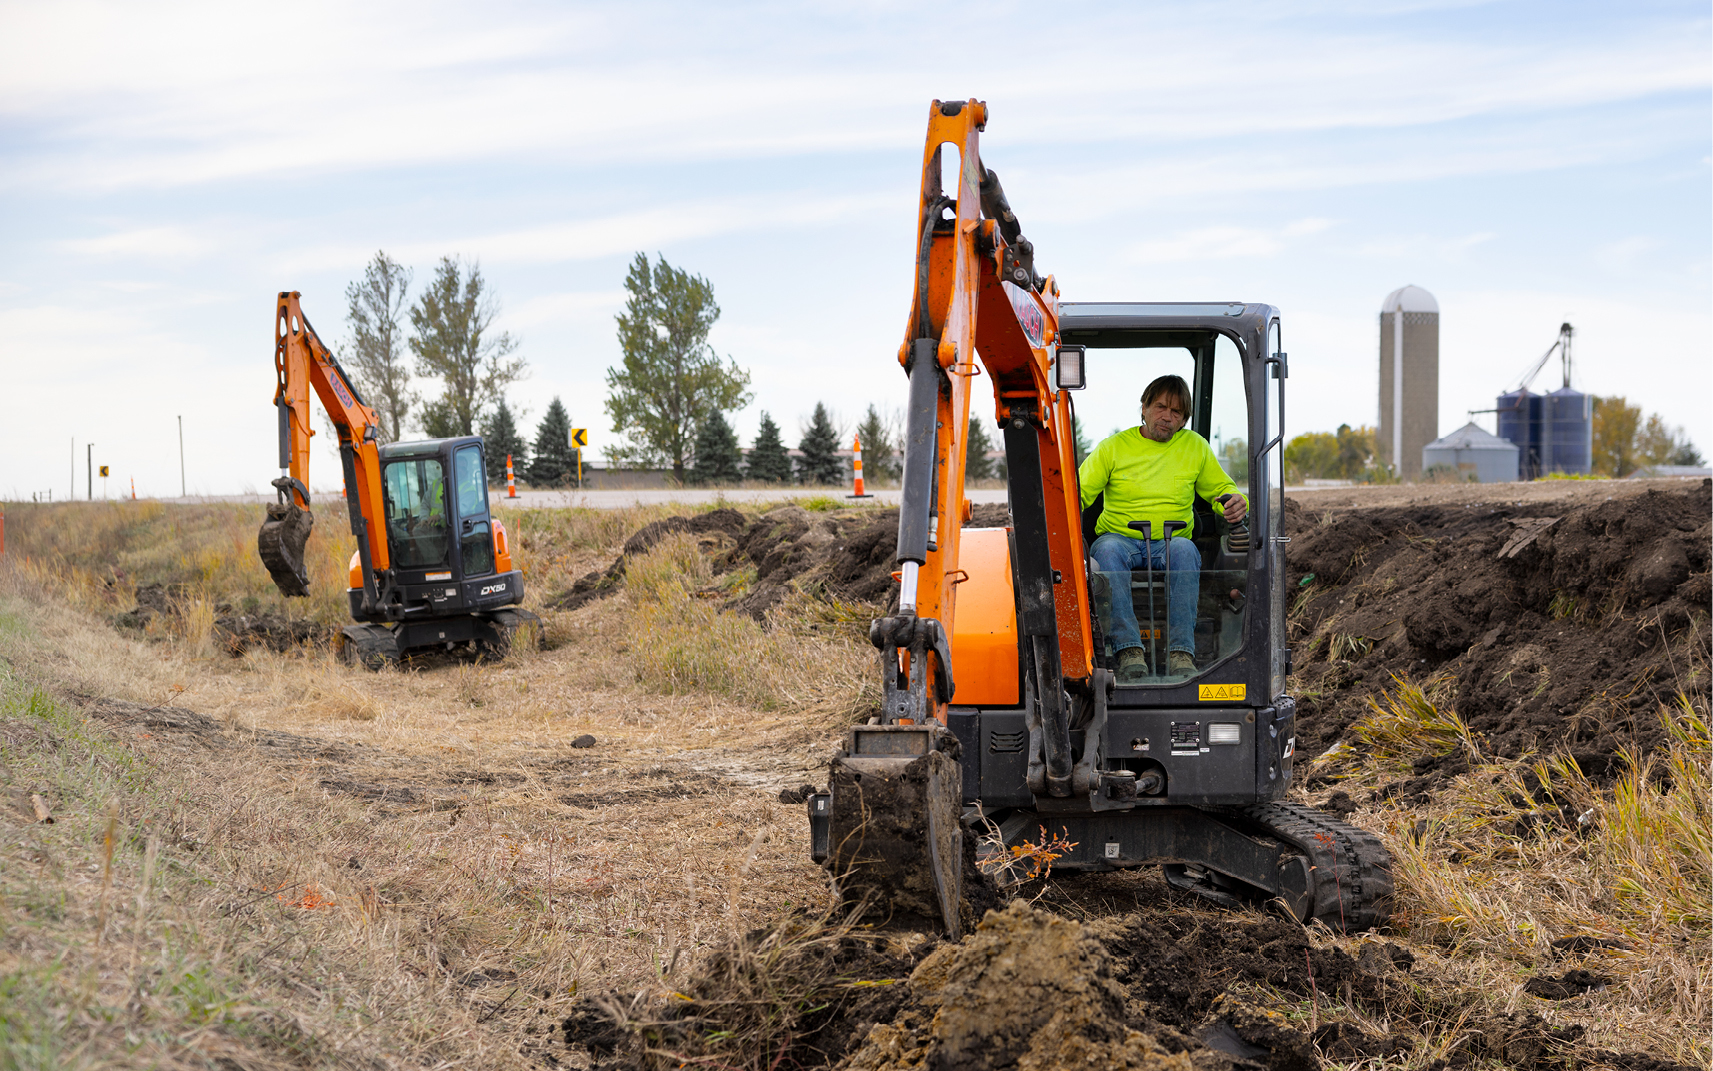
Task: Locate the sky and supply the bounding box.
[1,0,1708,498]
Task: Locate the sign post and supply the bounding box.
[570,428,588,488]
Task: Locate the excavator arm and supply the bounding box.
[877,99,1093,781]
[826,102,1102,936]
[258,292,389,609]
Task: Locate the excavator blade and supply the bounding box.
[257,500,314,597]
[824,725,963,939]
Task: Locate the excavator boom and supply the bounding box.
[258,292,388,606]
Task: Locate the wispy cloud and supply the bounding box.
[60,225,216,260]
[1,3,1705,191]
[1128,218,1335,264]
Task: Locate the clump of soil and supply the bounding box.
[1285,481,1710,768]
[547,503,1010,619]
[116,582,329,654]
[839,901,1244,1071]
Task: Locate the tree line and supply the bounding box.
[336,248,1021,489]
[338,251,580,486]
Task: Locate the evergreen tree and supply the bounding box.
[796,403,843,486]
[855,404,896,481]
[687,410,743,485]
[966,416,996,480]
[479,397,529,483]
[746,411,792,483]
[528,397,578,487]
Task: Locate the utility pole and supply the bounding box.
[87,443,93,501]
[178,415,186,497]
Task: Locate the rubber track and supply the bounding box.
[1237,800,1395,934]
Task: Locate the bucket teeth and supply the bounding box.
[258,500,314,597]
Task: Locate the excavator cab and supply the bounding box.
[337,436,532,665]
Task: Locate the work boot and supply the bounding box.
[1168,651,1197,677]
[1115,647,1149,681]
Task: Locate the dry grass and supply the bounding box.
[1305,673,1712,1065]
[0,497,876,1069]
[621,534,879,726]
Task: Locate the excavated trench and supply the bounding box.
[554,482,1708,1071]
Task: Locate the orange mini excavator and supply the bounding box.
[807,102,1392,938]
[258,292,537,667]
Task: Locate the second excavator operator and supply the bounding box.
[1079,374,1248,680]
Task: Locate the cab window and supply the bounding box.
[454,445,488,518]
[383,458,450,569]
[1072,335,1249,685]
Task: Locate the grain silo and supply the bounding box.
[1379,285,1439,481]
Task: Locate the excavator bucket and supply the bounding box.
[820,725,964,939]
[258,497,314,597]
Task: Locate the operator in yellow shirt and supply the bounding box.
[1079,374,1247,680]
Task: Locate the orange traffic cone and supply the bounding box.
[506,454,518,499]
[130,477,136,501]
[847,434,873,499]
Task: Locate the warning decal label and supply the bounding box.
[1198,683,1246,701]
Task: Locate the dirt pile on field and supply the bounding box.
[835,901,1276,1071]
[116,581,329,654]
[1285,480,1710,768]
[547,503,1010,618]
[568,897,1692,1070]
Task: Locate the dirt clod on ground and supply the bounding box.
[1285,480,1710,767]
[547,503,1011,618]
[1521,968,1609,1000]
[116,581,329,653]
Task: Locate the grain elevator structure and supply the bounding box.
[1378,285,1440,481]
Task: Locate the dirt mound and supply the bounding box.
[840,902,1213,1071]
[568,894,1693,1071]
[547,503,1011,618]
[1285,481,1710,766]
[545,507,750,610]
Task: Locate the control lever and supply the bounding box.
[1218,494,1251,553]
[1127,521,1156,676]
[1160,521,1186,673]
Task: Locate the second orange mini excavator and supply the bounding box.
[257,292,538,667]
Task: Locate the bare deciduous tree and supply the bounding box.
[409,256,526,438]
[341,251,415,444]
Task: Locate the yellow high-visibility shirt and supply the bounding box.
[1078,427,1244,541]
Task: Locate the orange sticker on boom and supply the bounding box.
[1198,683,1245,701]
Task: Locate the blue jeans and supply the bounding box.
[1089,532,1200,657]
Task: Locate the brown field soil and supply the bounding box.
[0,481,1705,1070]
